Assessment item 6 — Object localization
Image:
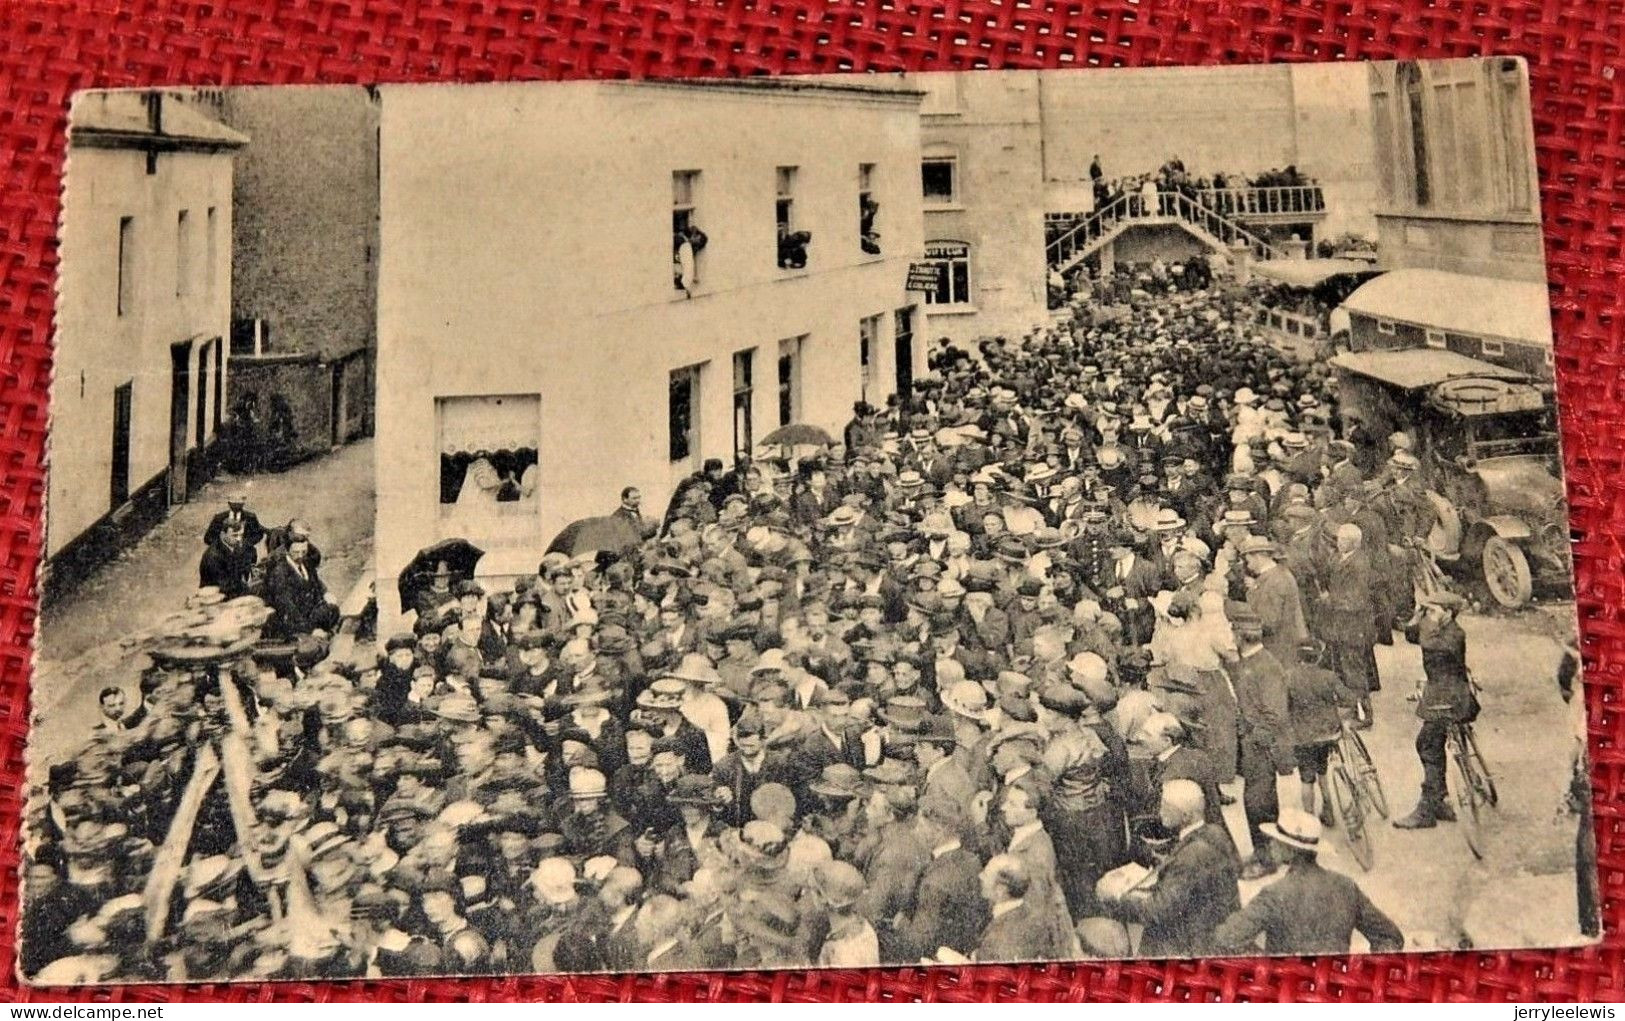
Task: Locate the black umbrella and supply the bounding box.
[398,538,485,612]
[545,515,643,558]
[759,422,835,449]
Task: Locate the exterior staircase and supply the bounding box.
[1046,191,1286,275]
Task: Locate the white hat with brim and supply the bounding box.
[1261,811,1323,853]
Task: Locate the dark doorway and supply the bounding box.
[110,381,132,510]
[893,306,915,403]
[212,338,224,431]
[196,342,211,448]
[169,342,191,504]
[331,362,345,446]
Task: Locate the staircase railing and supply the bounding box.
[1045,189,1287,270]
[1195,184,1325,218]
[1044,194,1132,268]
[1168,192,1284,260]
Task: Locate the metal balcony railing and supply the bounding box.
[1045,190,1286,270]
[1195,184,1326,217]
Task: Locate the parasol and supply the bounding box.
[544,514,643,559]
[759,423,835,449]
[397,537,486,611]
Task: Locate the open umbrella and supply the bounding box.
[545,514,643,559]
[397,538,485,612]
[759,422,835,448]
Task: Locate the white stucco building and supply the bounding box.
[48,91,244,598]
[374,79,926,618]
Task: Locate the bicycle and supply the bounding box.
[1323,723,1377,872]
[1445,718,1499,859]
[1337,718,1389,820]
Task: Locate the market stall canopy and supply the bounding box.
[1253,258,1379,288]
[1339,269,1553,347]
[1329,348,1528,390]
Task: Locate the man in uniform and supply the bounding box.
[1393,591,1478,829]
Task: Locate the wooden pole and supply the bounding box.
[142,744,220,942]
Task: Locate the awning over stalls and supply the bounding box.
[1253,258,1378,288]
[1339,268,1553,348]
[1328,348,1529,390]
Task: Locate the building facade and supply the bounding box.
[374,79,925,618]
[1367,57,1543,282]
[48,91,244,599]
[903,73,1047,348]
[182,86,380,462]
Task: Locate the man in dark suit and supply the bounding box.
[1241,536,1308,670]
[263,529,339,639]
[202,492,265,549]
[1136,712,1224,826]
[1229,608,1295,880]
[1102,533,1162,648]
[1107,779,1241,957]
[890,794,988,961]
[198,519,256,598]
[1319,522,1380,726]
[975,854,1072,962]
[613,486,657,539]
[1315,440,1364,510]
[1213,809,1404,954]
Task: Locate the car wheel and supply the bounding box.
[1482,535,1533,609]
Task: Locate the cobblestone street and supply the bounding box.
[31,439,373,766]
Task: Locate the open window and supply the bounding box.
[436,394,541,544]
[672,170,706,292]
[921,156,957,206]
[859,163,880,255]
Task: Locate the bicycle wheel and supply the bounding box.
[1463,726,1499,807]
[1341,727,1389,819]
[1447,731,1487,860]
[1328,765,1375,871]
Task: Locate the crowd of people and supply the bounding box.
[34,271,1521,982]
[1087,156,1324,221]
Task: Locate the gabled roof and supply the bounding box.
[1339,268,1551,348]
[71,91,248,150]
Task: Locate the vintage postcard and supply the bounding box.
[27,58,1596,984]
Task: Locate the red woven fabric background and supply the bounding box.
[2,0,1622,1003]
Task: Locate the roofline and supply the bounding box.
[603,77,926,105]
[1342,306,1549,348]
[70,128,246,152]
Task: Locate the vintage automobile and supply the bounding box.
[1330,348,1571,609]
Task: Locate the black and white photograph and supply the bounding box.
[26,58,1597,984]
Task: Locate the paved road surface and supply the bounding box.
[31,439,374,766]
[1221,602,1591,952]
